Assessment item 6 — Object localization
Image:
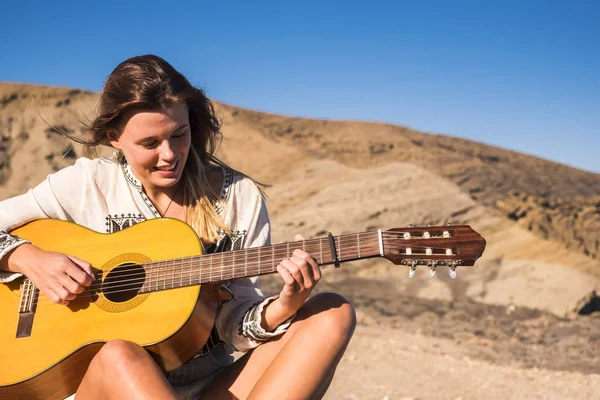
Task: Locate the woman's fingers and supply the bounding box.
[65,262,94,290]
[49,254,94,304]
[67,255,95,282]
[292,249,321,282]
[293,234,321,282]
[48,282,74,305]
[280,259,304,287]
[277,263,297,291]
[279,252,322,292]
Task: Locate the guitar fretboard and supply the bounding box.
[138,231,382,293]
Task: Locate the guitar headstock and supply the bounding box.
[381,224,486,278]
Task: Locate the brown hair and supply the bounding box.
[69,54,234,243]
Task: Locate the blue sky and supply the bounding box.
[2,0,598,173]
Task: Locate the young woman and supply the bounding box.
[0,55,356,399]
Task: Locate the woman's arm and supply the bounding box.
[0,158,98,301]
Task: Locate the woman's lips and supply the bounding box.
[154,160,179,176]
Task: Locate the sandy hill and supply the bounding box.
[1,83,599,399]
[1,82,599,311]
[2,83,598,260]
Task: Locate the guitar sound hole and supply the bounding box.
[102,263,146,303]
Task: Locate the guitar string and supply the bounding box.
[29,231,476,306]
[30,236,471,305]
[82,231,465,284]
[100,231,462,272]
[88,238,460,288]
[34,256,470,308]
[32,243,470,306]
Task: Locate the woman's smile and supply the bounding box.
[154,160,179,176]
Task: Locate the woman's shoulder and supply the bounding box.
[47,156,123,193]
[206,165,265,220]
[43,156,118,184]
[223,167,263,205]
[65,155,119,172]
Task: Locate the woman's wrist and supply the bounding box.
[2,243,35,273]
[261,297,297,332]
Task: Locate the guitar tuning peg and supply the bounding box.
[408,224,414,228]
[428,261,437,279]
[448,266,457,279]
[408,266,417,278]
[429,266,436,278]
[446,222,453,226]
[448,261,457,279]
[427,223,433,227]
[408,261,417,278]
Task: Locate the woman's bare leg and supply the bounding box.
[75,340,178,400]
[202,292,356,400]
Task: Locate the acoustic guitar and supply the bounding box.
[0,218,486,399]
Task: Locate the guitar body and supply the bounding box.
[0,219,221,400]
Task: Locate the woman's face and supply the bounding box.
[110,103,192,194]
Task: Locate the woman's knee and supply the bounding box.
[93,339,147,370]
[304,292,357,340]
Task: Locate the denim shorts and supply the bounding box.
[167,344,240,399]
[63,344,240,400]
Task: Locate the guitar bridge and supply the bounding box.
[16,278,39,338]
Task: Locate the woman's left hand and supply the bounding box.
[261,234,321,331]
[276,234,321,314]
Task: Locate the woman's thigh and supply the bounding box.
[202,292,356,399]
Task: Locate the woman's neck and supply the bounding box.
[145,184,182,217]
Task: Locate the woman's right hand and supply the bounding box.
[8,243,95,305]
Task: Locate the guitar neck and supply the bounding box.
[139,231,383,293]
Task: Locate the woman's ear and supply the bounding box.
[107,130,121,150]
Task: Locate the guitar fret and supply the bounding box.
[258,247,261,274]
[167,261,171,288]
[179,259,183,288]
[171,259,175,289]
[337,235,342,261]
[245,249,248,277]
[165,260,168,289]
[157,262,161,291]
[158,261,162,290]
[163,261,167,290]
[320,239,323,264]
[165,260,169,289]
[210,254,213,282]
[171,260,174,289]
[232,250,235,280]
[156,262,160,291]
[162,261,165,290]
[171,262,175,289]
[357,233,361,258]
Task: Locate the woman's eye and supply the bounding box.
[142,141,158,148]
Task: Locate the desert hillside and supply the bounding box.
[2,83,598,260]
[1,83,599,399]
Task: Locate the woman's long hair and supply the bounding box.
[68,55,234,244]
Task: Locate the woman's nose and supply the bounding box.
[159,140,176,160]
